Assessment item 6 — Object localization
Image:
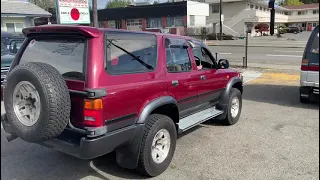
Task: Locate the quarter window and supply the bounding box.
[165,38,192,72]
[105,32,157,74]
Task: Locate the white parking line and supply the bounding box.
[266,54,302,58]
[274,50,304,53]
[219,53,232,55]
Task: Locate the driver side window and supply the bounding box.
[191,45,216,70]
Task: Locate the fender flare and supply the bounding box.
[136,96,179,124]
[219,76,243,106]
[116,96,178,169]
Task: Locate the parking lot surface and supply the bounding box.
[1,70,319,180]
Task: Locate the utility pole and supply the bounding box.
[219,0,223,40]
[269,0,275,36]
[92,0,98,27]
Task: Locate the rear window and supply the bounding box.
[19,37,85,80]
[306,28,319,65]
[310,32,319,54]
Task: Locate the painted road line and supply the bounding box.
[266,54,302,58]
[241,71,263,84]
[218,53,232,55]
[247,72,300,85]
[274,50,304,53]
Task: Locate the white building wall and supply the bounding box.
[186,1,209,27]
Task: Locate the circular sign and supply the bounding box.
[70,8,80,21]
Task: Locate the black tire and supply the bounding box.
[4,62,71,143]
[136,114,177,177]
[221,88,242,125]
[300,95,309,103]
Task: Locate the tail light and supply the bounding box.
[301,59,319,71]
[83,98,104,127]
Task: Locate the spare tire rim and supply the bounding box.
[13,81,41,126]
[231,97,240,118]
[151,129,171,164]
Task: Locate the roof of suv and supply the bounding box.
[22,25,194,40]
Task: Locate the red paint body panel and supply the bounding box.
[22,25,241,129]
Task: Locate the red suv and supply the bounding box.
[1,25,243,177]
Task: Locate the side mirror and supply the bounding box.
[218,59,230,69]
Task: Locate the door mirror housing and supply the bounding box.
[218,59,230,69]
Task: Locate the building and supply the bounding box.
[97,1,209,35]
[169,0,319,36]
[1,0,51,33]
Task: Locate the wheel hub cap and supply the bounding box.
[13,81,41,126]
[151,129,171,164]
[230,97,240,118]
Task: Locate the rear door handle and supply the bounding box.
[200,75,206,80]
[172,80,179,86]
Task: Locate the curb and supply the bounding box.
[207,44,305,48]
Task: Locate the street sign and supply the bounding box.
[56,0,91,24]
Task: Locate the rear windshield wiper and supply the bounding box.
[107,39,154,70]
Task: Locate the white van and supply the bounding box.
[299,25,319,103]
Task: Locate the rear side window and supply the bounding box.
[19,37,86,80]
[165,38,192,72]
[105,31,157,74]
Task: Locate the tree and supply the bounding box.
[283,0,304,5]
[106,0,131,8]
[29,0,52,11]
[300,0,319,3]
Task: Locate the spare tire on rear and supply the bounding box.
[4,62,71,143]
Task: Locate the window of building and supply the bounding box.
[147,18,162,28]
[165,38,191,72]
[259,7,262,11]
[190,15,195,26]
[166,16,184,27]
[313,10,319,14]
[250,4,254,9]
[298,11,307,15]
[255,5,259,10]
[212,4,220,13]
[5,22,24,33]
[126,19,142,26]
[105,31,157,74]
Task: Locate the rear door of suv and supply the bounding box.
[164,36,200,118]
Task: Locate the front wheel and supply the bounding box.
[221,88,242,125]
[136,114,177,177]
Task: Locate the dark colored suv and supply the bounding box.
[1,25,243,177]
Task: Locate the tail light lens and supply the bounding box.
[301,59,319,71]
[301,59,308,71]
[83,98,104,127]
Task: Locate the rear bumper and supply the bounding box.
[300,81,319,88]
[1,114,140,159]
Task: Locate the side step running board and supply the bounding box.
[178,107,223,133]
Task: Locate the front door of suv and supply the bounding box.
[188,40,227,107]
[164,37,199,118]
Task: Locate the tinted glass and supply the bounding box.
[105,32,157,74]
[19,37,85,80]
[165,38,192,72]
[306,27,319,64]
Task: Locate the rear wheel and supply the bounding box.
[136,114,177,177]
[300,95,310,103]
[4,62,71,143]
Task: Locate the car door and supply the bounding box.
[188,40,227,107]
[164,36,200,118]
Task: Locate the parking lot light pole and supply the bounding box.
[219,0,223,40]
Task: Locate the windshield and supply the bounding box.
[19,37,86,80]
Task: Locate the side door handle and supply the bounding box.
[200,75,206,80]
[172,80,179,86]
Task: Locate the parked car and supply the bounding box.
[299,25,319,103]
[1,25,243,177]
[288,26,300,34]
[1,31,24,50]
[1,42,15,100]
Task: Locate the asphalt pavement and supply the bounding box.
[1,70,319,180]
[209,46,304,71]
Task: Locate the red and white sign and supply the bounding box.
[57,0,90,24]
